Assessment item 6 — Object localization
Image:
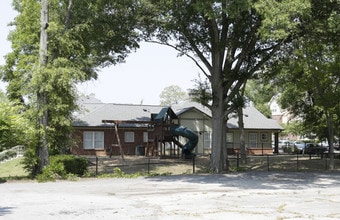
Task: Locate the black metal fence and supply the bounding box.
[228,153,340,171]
[89,155,205,176]
[88,153,340,176]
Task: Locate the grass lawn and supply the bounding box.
[0,158,29,179]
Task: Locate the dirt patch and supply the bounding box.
[86,155,211,175]
[87,154,340,175]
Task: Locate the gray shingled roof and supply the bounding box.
[172,101,211,118]
[173,101,282,130]
[227,106,283,130]
[74,98,282,130]
[73,103,164,127]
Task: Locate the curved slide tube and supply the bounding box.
[170,125,198,157]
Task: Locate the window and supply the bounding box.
[124,131,135,143]
[83,131,104,149]
[249,133,257,148]
[203,131,211,149]
[143,132,148,143]
[226,132,233,148]
[261,133,268,141]
[226,133,233,142]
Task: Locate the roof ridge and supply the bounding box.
[78,103,107,119]
[83,102,163,107]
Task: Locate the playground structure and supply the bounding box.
[102,107,198,159]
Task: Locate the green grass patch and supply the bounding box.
[0,158,29,180]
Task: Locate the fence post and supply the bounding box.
[267,155,270,171]
[96,156,98,176]
[192,154,196,174]
[236,153,240,169]
[148,158,150,175]
[296,153,299,171]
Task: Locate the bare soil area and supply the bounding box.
[87,155,211,175]
[87,154,340,176]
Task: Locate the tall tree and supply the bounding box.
[1,0,141,174]
[159,85,187,106]
[142,0,309,172]
[37,0,49,171]
[269,0,339,169]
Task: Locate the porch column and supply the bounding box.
[274,132,279,154]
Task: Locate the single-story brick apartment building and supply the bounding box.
[72,96,283,157]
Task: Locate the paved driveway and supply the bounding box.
[1,172,340,219]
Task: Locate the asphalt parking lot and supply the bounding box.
[1,172,340,219]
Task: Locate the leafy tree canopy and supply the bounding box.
[245,80,278,118]
[140,0,310,172]
[0,101,31,151]
[263,0,339,168]
[1,0,143,174]
[160,85,188,106]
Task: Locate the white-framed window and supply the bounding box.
[261,132,268,141]
[83,131,104,149]
[226,132,233,142]
[143,132,148,143]
[249,133,257,148]
[124,131,135,143]
[226,132,233,148]
[203,131,211,149]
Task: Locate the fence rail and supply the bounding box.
[87,155,203,176]
[87,153,340,176]
[228,153,340,171]
[0,145,25,163]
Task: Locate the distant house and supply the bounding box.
[172,101,283,155]
[72,96,283,157]
[269,94,300,141]
[225,105,283,155]
[269,94,293,124]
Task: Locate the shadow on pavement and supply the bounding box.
[145,171,340,190]
[0,207,15,217]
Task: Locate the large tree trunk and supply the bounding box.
[38,0,49,172]
[326,112,334,170]
[210,96,226,172]
[210,68,226,172]
[237,106,247,164]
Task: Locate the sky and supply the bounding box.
[0,1,201,105]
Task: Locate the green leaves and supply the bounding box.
[255,0,311,39]
[159,85,187,105]
[267,0,340,144]
[0,102,30,151]
[1,0,143,159]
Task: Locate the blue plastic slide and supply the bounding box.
[170,125,198,157]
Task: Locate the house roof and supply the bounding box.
[172,101,211,118]
[227,106,283,130]
[73,102,164,127]
[173,100,282,130]
[74,97,282,130]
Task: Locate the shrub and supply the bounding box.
[51,155,88,176]
[37,155,88,182]
[21,147,39,176]
[36,165,61,182]
[293,146,300,154]
[283,146,293,153]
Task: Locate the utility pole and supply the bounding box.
[38,0,49,172]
